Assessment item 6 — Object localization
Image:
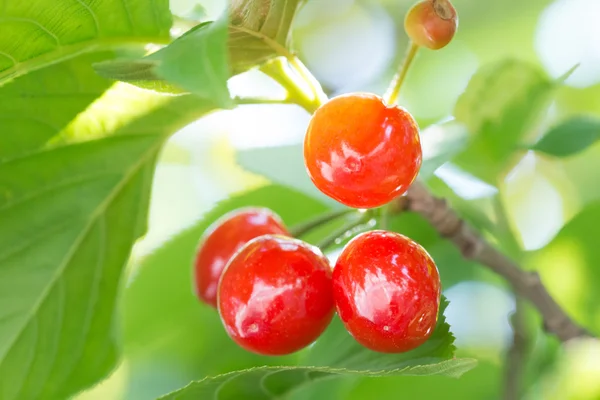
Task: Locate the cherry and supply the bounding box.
[332,230,441,353]
[193,208,289,308]
[304,93,422,209]
[404,0,458,50]
[218,235,335,356]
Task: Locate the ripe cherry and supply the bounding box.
[218,235,334,356]
[404,0,458,50]
[193,208,289,308]
[304,93,422,209]
[333,230,441,353]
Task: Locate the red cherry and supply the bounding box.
[404,0,458,50]
[193,208,289,308]
[218,235,334,356]
[304,93,422,209]
[333,230,441,353]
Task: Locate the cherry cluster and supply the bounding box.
[192,0,457,356]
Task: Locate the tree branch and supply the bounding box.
[503,299,529,400]
[401,181,591,342]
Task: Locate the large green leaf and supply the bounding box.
[0,56,220,399]
[156,299,474,400]
[530,116,600,157]
[0,0,171,85]
[453,60,555,184]
[0,52,112,158]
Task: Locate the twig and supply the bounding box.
[401,181,590,342]
[504,299,529,400]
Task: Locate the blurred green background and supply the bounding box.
[76,0,600,398]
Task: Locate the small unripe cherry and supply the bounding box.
[404,0,458,50]
[193,208,289,308]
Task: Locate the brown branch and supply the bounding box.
[503,299,530,400]
[401,181,590,342]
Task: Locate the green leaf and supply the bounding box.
[0,56,219,399]
[96,18,232,105]
[526,201,600,334]
[148,17,231,105]
[0,52,112,158]
[235,144,341,208]
[323,359,502,400]
[453,60,555,184]
[418,120,469,180]
[228,0,302,73]
[156,299,474,399]
[95,0,304,93]
[530,117,600,157]
[0,0,172,86]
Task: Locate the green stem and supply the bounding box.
[259,58,325,114]
[384,42,420,105]
[379,205,391,231]
[290,209,357,238]
[233,96,294,106]
[317,211,374,251]
[287,56,327,108]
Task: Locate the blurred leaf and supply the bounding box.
[453,60,555,184]
[96,18,232,106]
[157,299,474,399]
[0,0,171,85]
[228,0,302,73]
[526,201,600,334]
[0,54,217,399]
[235,144,342,209]
[531,117,600,157]
[525,338,600,400]
[419,120,469,179]
[123,185,332,398]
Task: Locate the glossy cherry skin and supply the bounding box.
[405,0,458,50]
[193,208,289,308]
[333,230,441,353]
[218,235,335,356]
[304,93,422,209]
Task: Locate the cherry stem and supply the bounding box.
[234,96,295,106]
[289,208,357,238]
[379,204,391,231]
[287,56,327,108]
[317,211,374,251]
[259,58,325,114]
[384,41,420,105]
